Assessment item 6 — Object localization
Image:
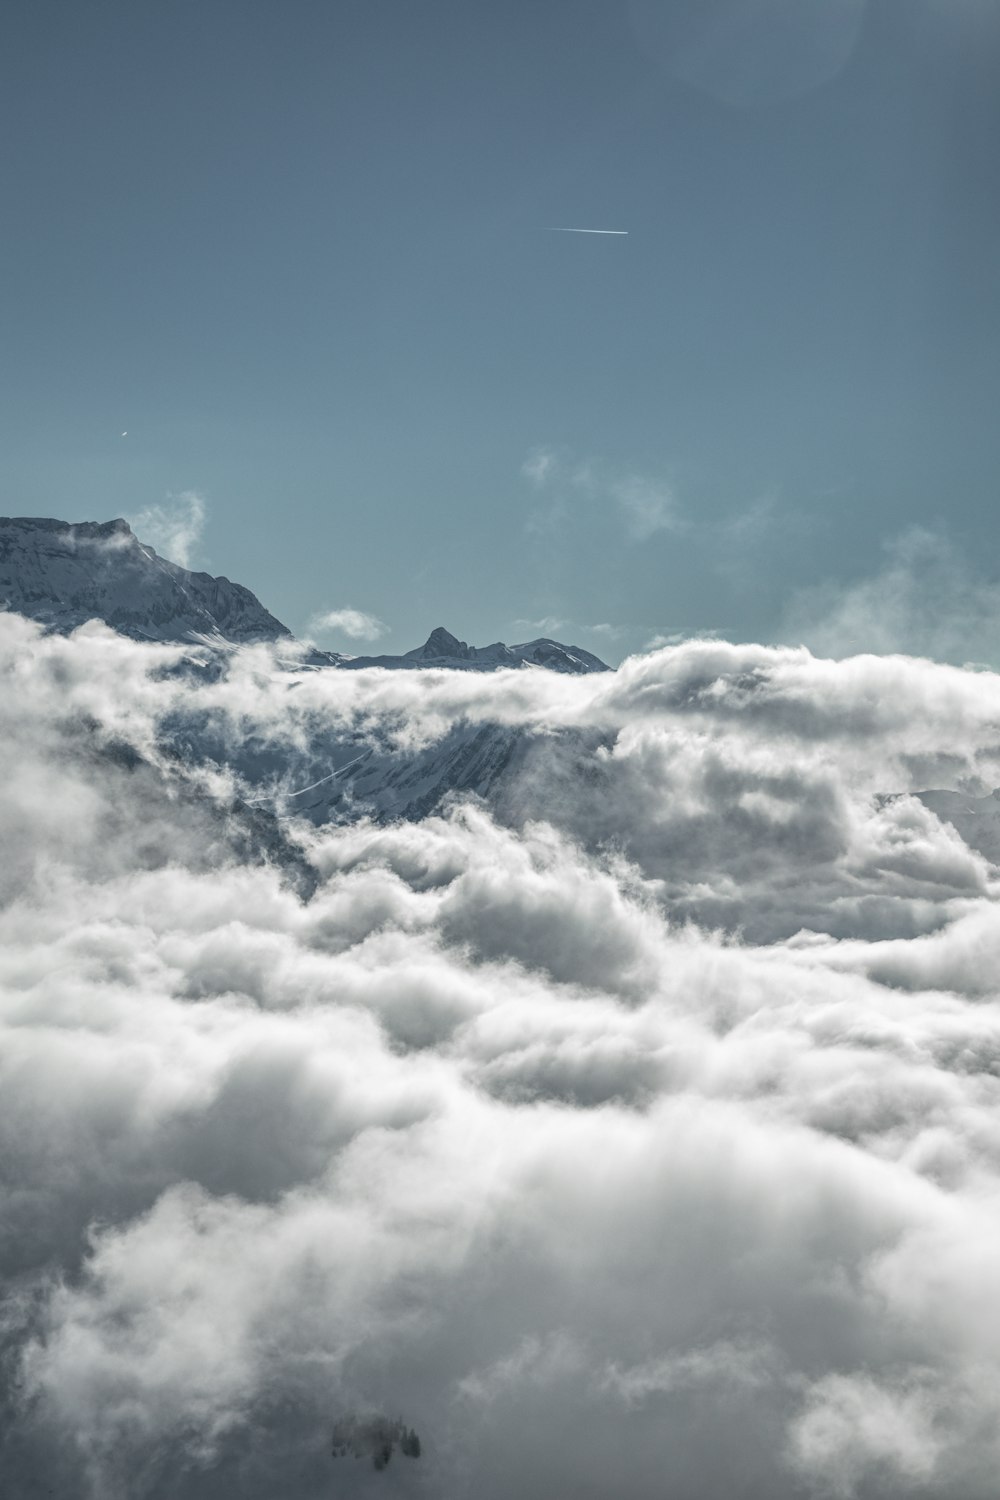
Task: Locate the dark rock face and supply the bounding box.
[0,516,614,832]
[343,625,610,675]
[0,518,609,673]
[406,625,473,661]
[0,516,291,643]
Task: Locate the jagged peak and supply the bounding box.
[407,626,472,661]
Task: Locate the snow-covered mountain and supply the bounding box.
[341,625,608,675]
[0,515,610,828]
[0,517,608,674]
[0,516,291,643]
[8,512,1000,895]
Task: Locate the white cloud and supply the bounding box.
[642,627,725,651]
[513,615,567,635]
[521,447,685,542]
[788,1373,945,1497]
[782,526,1000,668]
[126,490,206,569]
[308,607,389,641]
[608,473,683,541]
[7,613,1000,1494]
[513,618,622,643]
[521,447,557,488]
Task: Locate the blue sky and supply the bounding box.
[3,0,999,661]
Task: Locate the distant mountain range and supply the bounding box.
[6,514,997,875]
[339,625,608,675]
[0,516,608,673]
[0,513,609,832]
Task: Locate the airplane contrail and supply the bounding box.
[546,226,628,235]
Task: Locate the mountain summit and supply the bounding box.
[0,516,290,643]
[409,626,472,661]
[0,515,609,671]
[342,625,608,675]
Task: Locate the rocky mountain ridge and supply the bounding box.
[0,516,608,673]
[8,514,998,880]
[0,516,290,643]
[340,625,607,675]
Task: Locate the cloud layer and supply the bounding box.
[5,614,1000,1498]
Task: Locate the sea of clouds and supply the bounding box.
[4,610,1000,1498]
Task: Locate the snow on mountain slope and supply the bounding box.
[0,516,291,643]
[283,721,528,824]
[0,518,609,675]
[161,698,538,828]
[341,625,608,675]
[15,513,1000,874]
[0,515,612,828]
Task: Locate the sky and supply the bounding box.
[2,0,1000,662]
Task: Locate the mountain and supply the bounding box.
[0,515,609,673]
[0,516,290,643]
[7,514,1000,879]
[0,514,608,827]
[341,625,608,675]
[266,722,532,826]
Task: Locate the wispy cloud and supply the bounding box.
[513,616,568,636]
[512,616,625,645]
[126,491,206,569]
[522,446,685,541]
[609,473,682,542]
[716,493,778,546]
[308,607,389,642]
[644,627,725,651]
[521,449,558,489]
[782,527,1000,667]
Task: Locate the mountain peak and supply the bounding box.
[407,626,472,662]
[0,515,290,644]
[341,628,608,675]
[0,516,612,673]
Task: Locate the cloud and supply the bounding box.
[513,618,623,644]
[513,616,567,635]
[718,494,778,544]
[608,473,683,541]
[125,490,206,569]
[781,526,1000,668]
[308,607,389,642]
[643,627,722,650]
[522,447,684,541]
[7,613,1000,1495]
[521,448,557,488]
